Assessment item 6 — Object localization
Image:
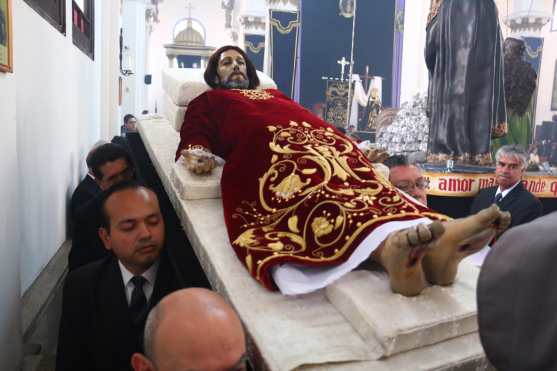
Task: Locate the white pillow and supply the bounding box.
[163,93,188,132]
[162,68,277,107]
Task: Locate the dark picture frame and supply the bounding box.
[0,0,13,73]
[552,60,557,111]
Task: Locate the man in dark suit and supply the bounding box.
[69,141,107,224]
[69,143,136,271]
[57,182,182,371]
[478,212,557,370]
[470,144,542,232]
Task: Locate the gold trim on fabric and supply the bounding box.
[269,17,300,35]
[229,122,437,282]
[234,89,274,100]
[245,40,265,54]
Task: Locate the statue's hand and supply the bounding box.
[365,148,390,163]
[181,149,216,174]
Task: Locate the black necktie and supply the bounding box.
[129,276,147,325]
[494,193,503,204]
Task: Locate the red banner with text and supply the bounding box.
[425,172,557,198]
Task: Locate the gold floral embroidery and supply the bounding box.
[235,89,273,100]
[230,121,444,282]
[311,217,334,238]
[270,173,310,200]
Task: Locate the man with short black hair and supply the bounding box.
[57,182,181,371]
[69,140,107,225]
[69,143,136,271]
[470,144,542,231]
[122,114,139,136]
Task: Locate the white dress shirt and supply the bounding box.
[495,180,521,201]
[118,260,160,305]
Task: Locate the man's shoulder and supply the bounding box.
[65,256,116,289]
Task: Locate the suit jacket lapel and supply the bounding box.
[499,182,524,209]
[150,251,180,306]
[97,257,138,359]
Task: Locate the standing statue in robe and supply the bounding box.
[425,0,507,165]
[176,45,510,297]
[492,37,537,154]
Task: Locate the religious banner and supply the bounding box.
[269,10,299,98]
[425,171,557,198]
[299,0,396,112]
[244,34,265,71]
[324,80,350,127]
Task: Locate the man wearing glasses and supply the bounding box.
[384,155,429,206]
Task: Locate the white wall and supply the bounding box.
[534,24,557,125]
[147,0,228,113]
[0,56,22,371]
[399,0,430,104]
[15,0,104,291]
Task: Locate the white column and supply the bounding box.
[122,0,149,120]
[400,0,430,104]
[100,0,122,138]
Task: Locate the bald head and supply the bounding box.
[132,288,247,371]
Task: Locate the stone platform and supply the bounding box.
[138,117,492,371]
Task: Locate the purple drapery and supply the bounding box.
[391,0,405,108]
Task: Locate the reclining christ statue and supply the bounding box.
[175,45,510,296]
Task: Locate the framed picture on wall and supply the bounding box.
[0,0,13,72]
[551,61,557,111]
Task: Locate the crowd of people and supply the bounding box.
[58,45,553,370]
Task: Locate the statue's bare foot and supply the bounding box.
[422,204,511,286]
[374,222,445,296]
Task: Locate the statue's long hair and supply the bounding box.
[504,38,537,116]
[204,45,260,89]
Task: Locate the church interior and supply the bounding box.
[2,0,557,370]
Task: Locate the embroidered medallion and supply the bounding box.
[236,89,274,101]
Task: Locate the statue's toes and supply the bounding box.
[477,204,503,224]
[406,222,444,247]
[495,210,511,232]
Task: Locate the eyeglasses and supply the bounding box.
[394,178,429,193]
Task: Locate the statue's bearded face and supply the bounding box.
[217,49,250,89]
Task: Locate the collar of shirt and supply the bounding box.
[496,180,521,200]
[87,172,95,181]
[118,260,160,306]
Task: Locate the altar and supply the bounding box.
[137,116,493,371]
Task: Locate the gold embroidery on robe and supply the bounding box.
[235,89,274,101]
[231,122,446,282]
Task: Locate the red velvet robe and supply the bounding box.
[176,88,446,290]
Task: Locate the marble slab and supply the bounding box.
[170,158,222,200]
[326,263,478,359]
